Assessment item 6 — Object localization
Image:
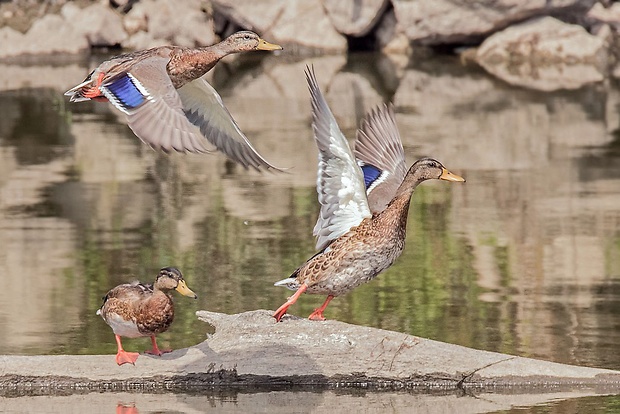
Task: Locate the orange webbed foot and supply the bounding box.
[308,310,327,321]
[273,284,308,322]
[307,295,334,321]
[115,350,140,366]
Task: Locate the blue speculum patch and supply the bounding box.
[105,75,146,109]
[361,164,382,189]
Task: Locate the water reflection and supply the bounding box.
[1,389,620,413]
[0,52,619,374]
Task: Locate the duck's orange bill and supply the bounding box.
[257,38,283,51]
[176,280,198,299]
[440,168,465,182]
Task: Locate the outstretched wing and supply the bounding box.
[305,66,371,251]
[354,104,407,213]
[99,56,211,154]
[178,78,283,171]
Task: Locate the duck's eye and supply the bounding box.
[245,35,251,40]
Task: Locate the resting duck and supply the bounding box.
[65,31,283,171]
[97,267,197,365]
[272,67,465,322]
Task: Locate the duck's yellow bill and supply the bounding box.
[257,38,283,51]
[176,280,198,299]
[440,168,465,182]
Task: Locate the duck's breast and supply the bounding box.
[135,293,175,336]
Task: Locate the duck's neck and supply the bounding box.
[168,45,231,88]
[375,169,427,234]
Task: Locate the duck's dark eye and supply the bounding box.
[245,35,251,40]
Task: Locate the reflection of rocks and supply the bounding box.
[0,146,79,353]
[0,64,89,92]
[1,389,619,413]
[393,64,610,170]
[475,17,607,91]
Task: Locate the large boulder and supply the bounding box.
[0,2,127,59]
[0,14,89,58]
[61,2,127,47]
[322,0,389,36]
[475,16,608,91]
[392,0,597,46]
[123,0,215,49]
[212,0,347,51]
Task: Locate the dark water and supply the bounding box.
[1,52,620,412]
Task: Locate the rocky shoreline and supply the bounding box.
[2,0,620,90]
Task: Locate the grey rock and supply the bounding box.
[475,16,608,91]
[586,2,620,29]
[392,0,597,46]
[212,0,347,51]
[2,310,619,391]
[322,0,389,36]
[0,14,89,58]
[71,3,128,47]
[123,0,215,48]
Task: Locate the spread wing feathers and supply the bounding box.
[178,78,283,171]
[102,57,211,154]
[305,66,371,251]
[354,104,407,214]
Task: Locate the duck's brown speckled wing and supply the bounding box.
[177,78,283,171]
[98,282,152,323]
[305,66,372,251]
[354,104,407,214]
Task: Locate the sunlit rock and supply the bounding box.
[0,14,88,58]
[392,0,597,46]
[123,0,215,48]
[322,0,389,36]
[64,2,127,47]
[475,17,608,91]
[586,2,620,29]
[212,0,347,51]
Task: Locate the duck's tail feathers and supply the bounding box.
[64,79,93,102]
[274,277,301,292]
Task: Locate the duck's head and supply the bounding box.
[409,158,465,183]
[223,30,282,52]
[155,267,198,299]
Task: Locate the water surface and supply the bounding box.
[1,52,620,411]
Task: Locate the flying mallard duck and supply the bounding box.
[65,31,283,171]
[272,67,465,322]
[97,267,197,365]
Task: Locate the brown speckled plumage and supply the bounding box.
[272,67,465,322]
[97,267,197,365]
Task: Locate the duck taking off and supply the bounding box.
[97,267,197,365]
[272,66,465,322]
[65,31,283,171]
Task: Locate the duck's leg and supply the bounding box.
[83,72,107,100]
[273,284,308,322]
[114,334,140,365]
[308,295,334,321]
[144,335,172,356]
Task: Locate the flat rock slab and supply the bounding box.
[1,310,620,394]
